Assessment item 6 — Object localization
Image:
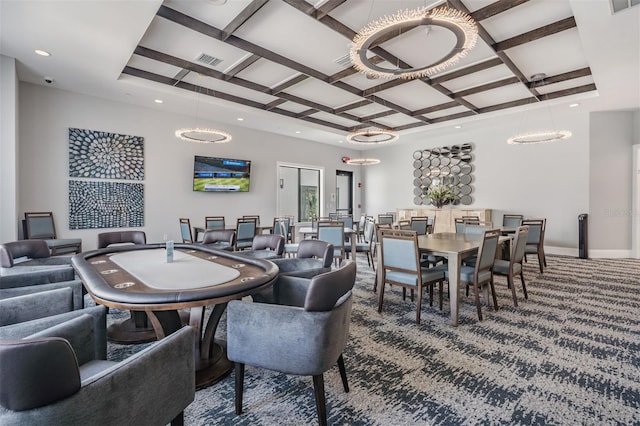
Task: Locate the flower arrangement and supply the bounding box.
[426,184,458,208]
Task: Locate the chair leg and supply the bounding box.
[438,281,444,311]
[337,354,349,393]
[489,278,498,311]
[312,374,328,426]
[235,363,245,415]
[377,282,385,313]
[428,282,434,307]
[473,282,483,321]
[416,285,422,324]
[508,274,518,307]
[520,271,528,299]
[538,251,545,273]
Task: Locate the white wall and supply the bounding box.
[589,111,636,255]
[14,83,361,250]
[363,104,592,254]
[0,55,19,242]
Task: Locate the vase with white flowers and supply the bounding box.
[426,184,458,208]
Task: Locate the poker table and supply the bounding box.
[72,243,278,389]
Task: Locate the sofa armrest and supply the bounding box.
[0,279,84,310]
[0,287,74,326]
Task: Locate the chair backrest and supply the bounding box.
[521,219,545,245]
[337,215,353,230]
[398,220,411,230]
[374,222,393,242]
[380,229,420,285]
[511,225,530,265]
[317,221,345,259]
[454,218,466,233]
[328,212,338,221]
[202,229,236,246]
[462,215,480,225]
[410,217,428,235]
[0,240,50,268]
[297,239,334,268]
[242,215,260,226]
[363,218,376,244]
[427,216,435,233]
[377,214,394,224]
[464,224,492,235]
[205,216,225,230]
[304,259,356,311]
[272,217,289,237]
[179,218,193,243]
[474,229,501,278]
[502,214,523,228]
[24,212,57,239]
[251,234,285,255]
[97,231,146,249]
[236,218,257,241]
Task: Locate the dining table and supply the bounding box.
[72,243,278,389]
[377,232,509,326]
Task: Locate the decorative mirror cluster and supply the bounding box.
[412,143,474,206]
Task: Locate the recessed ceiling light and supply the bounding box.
[207,0,227,4]
[154,99,163,104]
[295,131,301,134]
[34,49,50,57]
[569,103,579,108]
[454,125,462,129]
[237,117,244,121]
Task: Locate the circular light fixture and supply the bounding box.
[350,6,478,80]
[175,128,232,143]
[346,129,399,145]
[507,130,572,145]
[345,158,381,165]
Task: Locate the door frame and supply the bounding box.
[277,161,325,221]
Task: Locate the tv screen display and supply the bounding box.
[193,156,251,192]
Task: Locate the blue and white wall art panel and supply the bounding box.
[69,180,144,229]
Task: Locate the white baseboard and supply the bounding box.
[546,246,634,259]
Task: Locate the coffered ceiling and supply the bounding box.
[1,0,638,147]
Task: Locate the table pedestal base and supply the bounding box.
[107,311,157,344]
[195,342,233,390]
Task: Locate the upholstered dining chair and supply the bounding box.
[227,260,357,426]
[378,229,446,324]
[205,216,226,231]
[377,214,394,225]
[179,218,194,243]
[522,219,547,273]
[23,212,82,256]
[317,221,345,264]
[398,220,411,230]
[0,312,195,426]
[454,218,466,233]
[502,214,523,228]
[272,217,289,241]
[242,215,260,226]
[493,225,529,306]
[348,217,375,270]
[235,218,257,250]
[445,229,501,321]
[410,217,429,235]
[202,229,236,251]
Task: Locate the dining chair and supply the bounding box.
[317,221,345,264]
[462,215,480,224]
[502,214,523,228]
[242,215,260,226]
[522,219,547,273]
[449,229,501,321]
[355,214,367,242]
[272,217,289,239]
[23,212,82,256]
[398,220,411,230]
[205,216,226,231]
[377,214,394,225]
[493,225,529,306]
[235,218,257,250]
[178,218,193,243]
[227,260,356,426]
[410,217,429,235]
[328,212,339,221]
[426,216,436,234]
[454,218,466,233]
[348,218,375,270]
[378,229,446,324]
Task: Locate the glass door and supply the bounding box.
[336,170,353,216]
[278,164,323,222]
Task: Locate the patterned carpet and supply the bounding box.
[105,255,640,425]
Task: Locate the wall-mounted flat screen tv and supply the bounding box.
[193,156,251,192]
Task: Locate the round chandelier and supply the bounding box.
[345,158,381,165]
[507,130,572,145]
[346,129,399,145]
[175,128,232,143]
[350,6,478,80]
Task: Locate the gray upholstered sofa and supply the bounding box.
[0,240,77,287]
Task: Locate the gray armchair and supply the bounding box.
[227,259,357,426]
[202,229,236,251]
[241,234,284,259]
[0,306,195,425]
[271,239,334,279]
[0,240,82,309]
[0,287,84,327]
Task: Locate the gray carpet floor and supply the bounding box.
[104,255,640,425]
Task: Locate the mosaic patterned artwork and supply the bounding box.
[69,180,144,229]
[69,128,144,180]
[103,255,640,425]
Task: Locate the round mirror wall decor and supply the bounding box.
[413,143,474,206]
